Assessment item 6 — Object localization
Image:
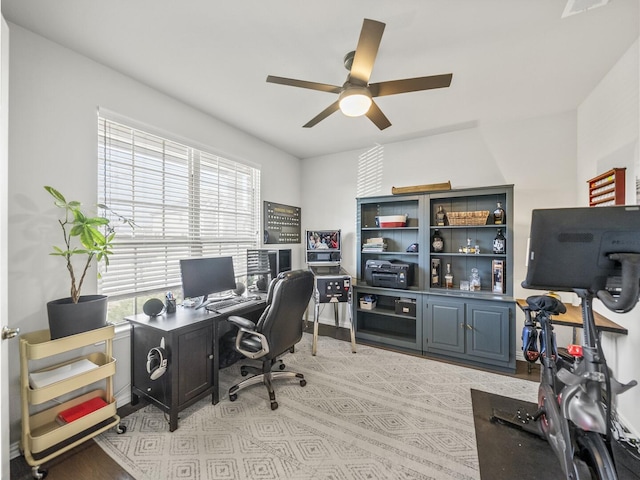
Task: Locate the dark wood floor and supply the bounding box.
[10,440,135,480]
[10,323,539,479]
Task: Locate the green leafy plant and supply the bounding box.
[45,186,132,304]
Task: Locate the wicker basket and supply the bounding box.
[446,210,490,226]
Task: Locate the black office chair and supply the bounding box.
[227,269,314,410]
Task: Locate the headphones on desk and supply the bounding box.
[146,337,168,380]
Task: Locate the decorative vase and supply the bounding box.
[431,229,444,252]
[435,205,447,226]
[493,228,506,254]
[493,202,506,225]
[46,294,108,340]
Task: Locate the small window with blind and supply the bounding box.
[97,115,261,322]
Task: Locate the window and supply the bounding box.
[97,116,261,319]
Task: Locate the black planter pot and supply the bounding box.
[46,294,108,340]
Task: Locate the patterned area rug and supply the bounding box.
[95,333,538,480]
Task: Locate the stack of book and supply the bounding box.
[362,238,387,252]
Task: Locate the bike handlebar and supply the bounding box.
[596,253,640,313]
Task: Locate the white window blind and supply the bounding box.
[97,117,261,299]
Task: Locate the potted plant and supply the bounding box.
[44,186,131,339]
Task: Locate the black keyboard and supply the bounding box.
[206,297,262,313]
[205,297,244,311]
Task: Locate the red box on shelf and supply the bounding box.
[57,397,108,424]
[376,215,407,228]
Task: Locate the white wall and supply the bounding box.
[7,17,640,453]
[302,36,640,438]
[6,24,302,447]
[302,112,578,336]
[577,39,640,435]
[304,40,640,438]
[302,37,640,434]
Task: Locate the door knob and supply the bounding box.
[2,326,19,340]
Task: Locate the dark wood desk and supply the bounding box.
[516,298,627,335]
[126,299,266,431]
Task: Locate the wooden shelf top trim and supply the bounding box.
[516,298,627,335]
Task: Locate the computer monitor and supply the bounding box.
[269,249,292,278]
[180,256,237,307]
[246,248,292,291]
[522,206,640,293]
[306,229,341,264]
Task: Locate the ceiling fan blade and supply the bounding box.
[365,100,391,130]
[369,74,453,97]
[303,101,340,128]
[266,75,341,94]
[349,19,385,86]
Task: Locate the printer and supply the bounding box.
[365,260,414,289]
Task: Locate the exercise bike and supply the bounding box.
[492,204,640,479]
[496,252,640,480]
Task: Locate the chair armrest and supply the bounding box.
[228,315,269,359]
[235,331,269,359]
[227,315,256,331]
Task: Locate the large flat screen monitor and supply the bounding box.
[180,256,237,307]
[522,206,640,293]
[306,229,341,264]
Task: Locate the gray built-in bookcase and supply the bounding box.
[354,184,516,373]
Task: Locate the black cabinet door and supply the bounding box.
[178,324,213,405]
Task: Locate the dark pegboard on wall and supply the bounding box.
[263,201,301,244]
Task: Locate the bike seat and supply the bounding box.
[526,295,567,315]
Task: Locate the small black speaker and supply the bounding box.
[143,298,165,317]
[233,282,246,296]
[256,276,268,292]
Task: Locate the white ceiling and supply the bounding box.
[2,0,638,159]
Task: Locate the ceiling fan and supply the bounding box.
[266,18,453,130]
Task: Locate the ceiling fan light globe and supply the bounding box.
[338,89,372,117]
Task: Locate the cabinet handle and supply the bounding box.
[460,323,465,329]
[208,354,214,359]
[466,324,473,330]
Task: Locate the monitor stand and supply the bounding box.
[194,295,210,310]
